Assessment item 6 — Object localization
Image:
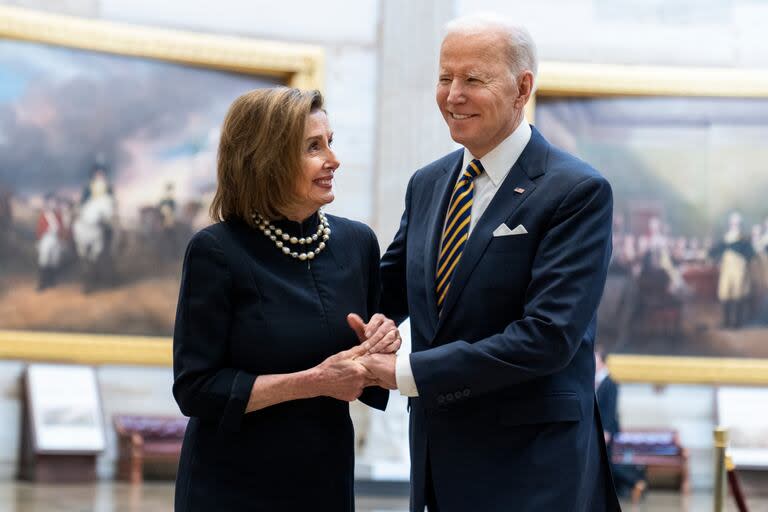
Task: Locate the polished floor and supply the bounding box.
[1,482,767,511]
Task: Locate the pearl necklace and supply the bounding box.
[252,211,331,261]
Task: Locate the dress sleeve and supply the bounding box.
[357,225,389,411]
[172,230,257,433]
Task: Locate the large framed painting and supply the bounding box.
[0,6,324,365]
[532,63,768,384]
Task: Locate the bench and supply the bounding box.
[612,429,690,492]
[114,415,188,484]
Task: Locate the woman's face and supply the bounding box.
[287,110,339,220]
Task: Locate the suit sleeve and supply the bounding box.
[172,230,257,433]
[379,173,415,325]
[600,379,620,436]
[411,176,613,409]
[358,226,390,411]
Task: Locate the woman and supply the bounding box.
[173,88,399,511]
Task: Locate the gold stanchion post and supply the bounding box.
[713,427,728,512]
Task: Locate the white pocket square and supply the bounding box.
[493,223,528,237]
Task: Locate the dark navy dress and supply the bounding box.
[172,213,388,511]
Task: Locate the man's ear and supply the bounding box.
[516,70,534,109]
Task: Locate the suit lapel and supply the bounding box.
[423,151,464,332]
[434,127,550,337]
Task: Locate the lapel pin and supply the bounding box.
[514,187,525,194]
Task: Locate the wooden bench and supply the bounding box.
[612,429,690,493]
[114,415,188,484]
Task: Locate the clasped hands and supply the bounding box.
[314,313,399,402]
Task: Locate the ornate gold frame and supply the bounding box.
[2,9,768,383]
[531,62,768,385]
[0,6,324,366]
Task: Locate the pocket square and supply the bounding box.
[493,223,528,237]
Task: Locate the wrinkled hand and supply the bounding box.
[314,344,376,402]
[357,353,397,390]
[347,313,401,354]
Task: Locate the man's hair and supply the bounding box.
[210,87,324,225]
[444,13,538,81]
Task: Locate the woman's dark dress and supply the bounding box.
[172,213,388,511]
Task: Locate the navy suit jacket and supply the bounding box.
[381,126,621,511]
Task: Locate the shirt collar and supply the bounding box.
[462,121,532,187]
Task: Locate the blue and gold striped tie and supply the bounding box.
[436,159,484,312]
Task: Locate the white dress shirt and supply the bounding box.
[395,121,533,396]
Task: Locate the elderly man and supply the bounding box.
[359,13,620,511]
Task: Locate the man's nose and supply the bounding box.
[446,80,465,104]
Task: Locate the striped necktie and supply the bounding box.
[436,159,484,312]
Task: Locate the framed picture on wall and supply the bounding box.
[0,5,324,365]
[532,63,768,385]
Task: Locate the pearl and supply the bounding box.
[251,211,330,262]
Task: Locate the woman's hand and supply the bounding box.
[312,345,375,402]
[347,313,402,354]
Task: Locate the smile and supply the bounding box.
[314,177,333,187]
[450,113,476,120]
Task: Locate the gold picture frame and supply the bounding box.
[0,6,324,366]
[531,62,768,385]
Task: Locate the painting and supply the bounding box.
[533,63,768,383]
[0,38,278,337]
[537,95,768,360]
[0,6,323,363]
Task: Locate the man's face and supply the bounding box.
[436,30,527,158]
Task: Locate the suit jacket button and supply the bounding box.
[463,389,471,397]
[454,391,463,400]
[437,395,445,404]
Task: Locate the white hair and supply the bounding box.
[444,12,538,80]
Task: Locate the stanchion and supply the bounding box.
[726,454,750,512]
[713,427,728,512]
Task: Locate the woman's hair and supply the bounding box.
[210,87,324,225]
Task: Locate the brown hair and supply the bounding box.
[209,87,324,225]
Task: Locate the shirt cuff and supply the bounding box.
[395,353,419,397]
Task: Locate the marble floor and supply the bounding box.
[1,482,767,511]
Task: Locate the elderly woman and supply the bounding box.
[172,88,399,511]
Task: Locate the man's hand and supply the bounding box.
[347,313,401,354]
[357,353,397,390]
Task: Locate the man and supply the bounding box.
[35,193,64,291]
[710,212,754,328]
[595,348,646,503]
[359,14,620,511]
